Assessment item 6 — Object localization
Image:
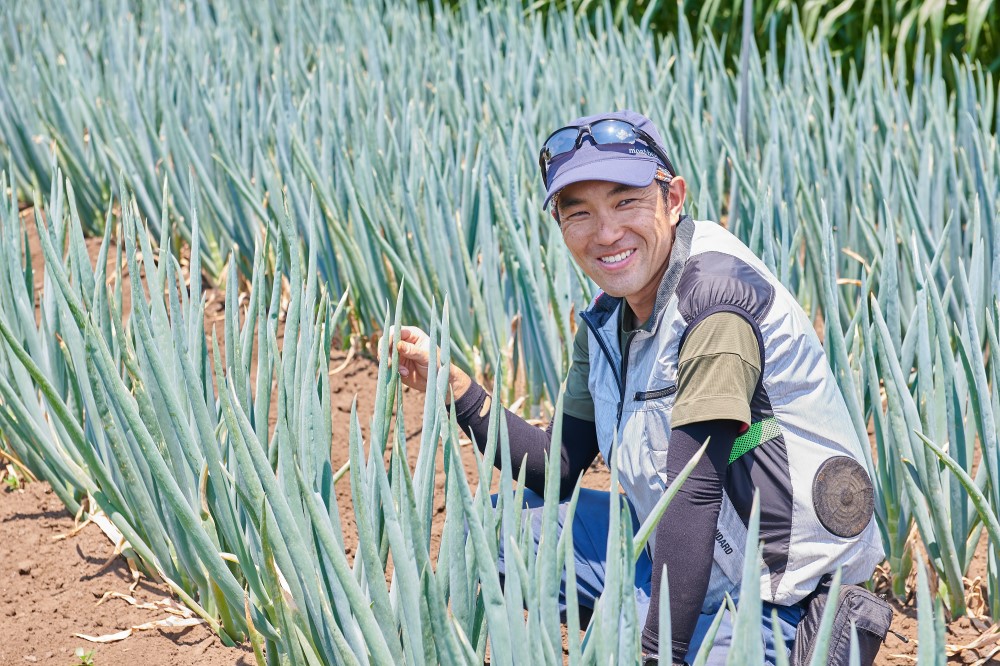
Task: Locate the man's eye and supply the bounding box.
[617,198,636,207]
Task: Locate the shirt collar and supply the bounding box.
[635,214,694,332]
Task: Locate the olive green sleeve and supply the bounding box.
[562,325,595,422]
[671,312,761,428]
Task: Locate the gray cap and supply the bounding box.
[541,110,670,208]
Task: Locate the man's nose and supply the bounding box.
[593,213,624,245]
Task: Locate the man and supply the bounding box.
[395,110,884,664]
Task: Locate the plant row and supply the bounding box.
[584,0,1000,79]
[2,176,964,663]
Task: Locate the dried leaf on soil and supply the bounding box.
[73,616,204,643]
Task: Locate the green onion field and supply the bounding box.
[0,0,998,663]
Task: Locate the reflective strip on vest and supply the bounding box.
[730,416,781,463]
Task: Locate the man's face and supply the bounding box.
[557,177,685,322]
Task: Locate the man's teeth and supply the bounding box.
[600,250,634,264]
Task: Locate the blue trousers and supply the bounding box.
[494,488,802,664]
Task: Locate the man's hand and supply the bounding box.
[393,326,472,402]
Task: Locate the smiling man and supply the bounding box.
[395,110,884,665]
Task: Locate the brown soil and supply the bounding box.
[2,210,997,664]
[0,482,254,666]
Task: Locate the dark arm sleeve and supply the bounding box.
[640,419,740,662]
[452,381,600,498]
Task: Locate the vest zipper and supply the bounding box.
[580,312,634,431]
[618,331,637,427]
[635,384,677,401]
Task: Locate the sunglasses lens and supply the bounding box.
[590,120,637,145]
[543,128,581,160]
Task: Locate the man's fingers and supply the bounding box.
[397,340,430,360]
[399,326,425,343]
[386,325,423,343]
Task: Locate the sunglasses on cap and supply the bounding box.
[538,119,676,186]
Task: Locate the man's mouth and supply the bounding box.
[599,249,635,265]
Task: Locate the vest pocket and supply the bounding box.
[634,384,677,401]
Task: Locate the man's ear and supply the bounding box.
[667,176,687,219]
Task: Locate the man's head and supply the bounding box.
[539,110,686,323]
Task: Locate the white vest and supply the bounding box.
[582,218,884,609]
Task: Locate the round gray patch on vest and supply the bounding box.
[813,456,874,538]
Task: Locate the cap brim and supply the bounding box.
[543,158,658,208]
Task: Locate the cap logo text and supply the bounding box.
[628,147,656,159]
